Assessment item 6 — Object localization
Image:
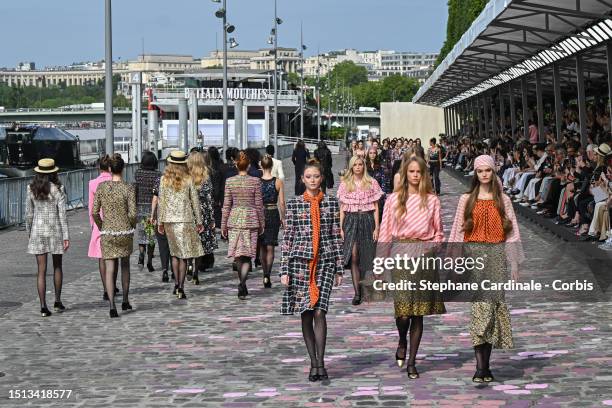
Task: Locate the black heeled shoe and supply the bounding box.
[351,294,362,306]
[173,285,179,295]
[308,367,319,382]
[237,284,246,300]
[53,302,65,312]
[472,369,486,383]
[109,309,119,318]
[121,302,132,311]
[483,369,494,382]
[177,288,187,299]
[407,365,419,380]
[162,270,169,282]
[263,275,272,288]
[193,276,200,285]
[147,262,155,272]
[317,366,328,381]
[395,345,407,368]
[40,307,52,317]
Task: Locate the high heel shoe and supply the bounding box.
[351,294,362,306]
[40,307,52,317]
[177,288,187,299]
[162,270,169,282]
[395,345,407,368]
[238,283,248,300]
[407,364,419,380]
[472,369,486,383]
[172,285,179,295]
[147,262,155,272]
[109,309,119,318]
[53,302,65,312]
[263,275,272,288]
[317,366,328,381]
[193,276,200,285]
[308,367,319,382]
[121,302,132,311]
[483,369,494,382]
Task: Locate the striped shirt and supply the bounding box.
[378,192,444,243]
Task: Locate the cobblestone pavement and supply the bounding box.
[0,155,611,407]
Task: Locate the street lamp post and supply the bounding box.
[316,54,321,141]
[104,0,114,155]
[213,0,230,157]
[299,23,307,139]
[213,0,238,155]
[272,0,282,152]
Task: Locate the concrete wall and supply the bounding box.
[380,102,444,140]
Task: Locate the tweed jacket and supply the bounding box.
[280,194,343,276]
[157,177,203,225]
[25,183,70,241]
[221,175,264,232]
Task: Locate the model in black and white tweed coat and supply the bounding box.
[280,194,343,315]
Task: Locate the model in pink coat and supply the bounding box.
[88,156,116,300]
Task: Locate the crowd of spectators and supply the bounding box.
[445,105,612,250]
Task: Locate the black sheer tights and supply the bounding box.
[171,257,188,289]
[395,316,424,366]
[301,310,328,368]
[35,254,63,308]
[259,245,275,278]
[236,256,251,285]
[474,343,493,371]
[104,257,130,309]
[350,243,360,297]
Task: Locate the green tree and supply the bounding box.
[328,61,368,87]
[436,0,488,66]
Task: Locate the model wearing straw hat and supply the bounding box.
[26,158,70,317]
[157,150,205,300]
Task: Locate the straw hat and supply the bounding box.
[167,150,188,164]
[34,158,59,174]
[595,143,611,157]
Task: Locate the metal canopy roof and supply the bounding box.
[413,0,612,107]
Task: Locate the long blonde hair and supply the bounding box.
[394,156,432,219]
[342,155,373,192]
[187,151,209,187]
[162,162,191,191]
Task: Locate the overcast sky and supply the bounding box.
[0,0,448,67]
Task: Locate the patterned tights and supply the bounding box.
[301,309,327,368]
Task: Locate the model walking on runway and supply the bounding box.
[26,158,70,317]
[221,151,264,299]
[376,156,445,379]
[157,151,204,300]
[259,155,285,288]
[449,155,523,383]
[188,151,218,285]
[337,155,383,305]
[92,154,137,317]
[280,159,343,382]
[88,155,117,300]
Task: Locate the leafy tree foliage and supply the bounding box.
[436,0,488,66]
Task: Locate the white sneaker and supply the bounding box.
[519,202,530,207]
